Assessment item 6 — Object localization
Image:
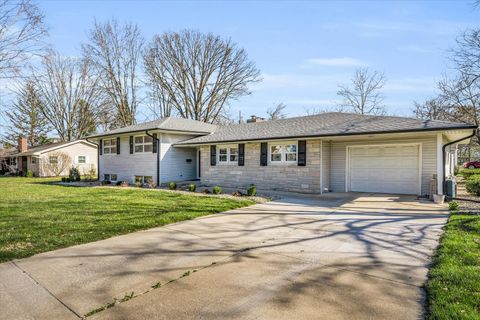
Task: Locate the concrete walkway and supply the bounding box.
[0,193,448,320]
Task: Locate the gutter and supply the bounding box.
[85,138,100,181]
[145,130,160,186]
[442,129,476,196]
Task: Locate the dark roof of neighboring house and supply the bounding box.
[176,112,478,145]
[87,117,217,138]
[0,147,17,158]
[11,140,94,157]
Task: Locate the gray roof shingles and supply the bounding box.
[88,117,217,138]
[176,112,477,145]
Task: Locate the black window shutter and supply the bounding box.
[116,137,120,154]
[298,140,306,166]
[238,143,245,166]
[152,133,158,153]
[129,136,134,154]
[260,142,268,166]
[99,139,103,155]
[210,145,216,166]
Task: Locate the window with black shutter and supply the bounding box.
[298,140,306,166]
[116,137,121,154]
[210,145,216,166]
[99,139,103,155]
[238,144,245,166]
[260,142,268,166]
[129,136,133,154]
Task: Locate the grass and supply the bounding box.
[426,214,480,320]
[0,177,254,262]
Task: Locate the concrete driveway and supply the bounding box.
[0,193,448,320]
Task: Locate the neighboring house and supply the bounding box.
[0,146,17,174]
[89,113,477,196]
[9,137,98,177]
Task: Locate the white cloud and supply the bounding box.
[306,57,366,67]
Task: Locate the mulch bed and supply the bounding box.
[455,176,480,214]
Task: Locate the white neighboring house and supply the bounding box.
[10,137,98,177]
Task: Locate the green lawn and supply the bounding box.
[426,214,480,319]
[0,177,254,262]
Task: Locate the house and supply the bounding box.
[89,113,477,196]
[9,137,98,177]
[0,145,17,174]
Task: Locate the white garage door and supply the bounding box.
[348,144,420,195]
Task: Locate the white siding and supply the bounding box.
[98,132,198,184]
[329,135,437,196]
[160,134,197,183]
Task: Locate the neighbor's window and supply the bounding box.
[135,175,152,184]
[49,156,58,164]
[31,157,36,164]
[270,142,297,163]
[134,135,153,153]
[77,156,86,164]
[103,138,117,154]
[217,146,238,164]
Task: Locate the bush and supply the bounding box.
[146,178,157,189]
[247,185,257,196]
[26,170,33,178]
[460,168,480,179]
[120,181,129,187]
[465,175,480,196]
[212,186,222,194]
[61,177,66,182]
[188,184,196,192]
[69,167,81,182]
[101,180,111,185]
[65,177,71,183]
[169,182,177,190]
[448,201,459,211]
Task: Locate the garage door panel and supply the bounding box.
[348,144,420,195]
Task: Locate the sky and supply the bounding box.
[4,0,480,127]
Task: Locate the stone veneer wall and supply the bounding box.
[200,140,321,194]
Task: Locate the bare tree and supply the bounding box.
[413,98,447,121]
[3,81,51,146]
[453,29,480,85]
[41,151,71,176]
[144,30,261,123]
[33,51,106,141]
[337,68,386,115]
[82,19,144,127]
[267,103,287,120]
[0,0,47,78]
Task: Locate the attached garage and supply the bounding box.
[346,143,421,195]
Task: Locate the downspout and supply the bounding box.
[145,130,160,187]
[442,130,476,195]
[86,137,100,181]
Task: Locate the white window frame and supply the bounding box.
[77,155,86,164]
[217,145,238,164]
[134,135,153,153]
[49,156,58,164]
[104,173,118,181]
[134,175,153,184]
[103,138,117,155]
[268,141,298,164]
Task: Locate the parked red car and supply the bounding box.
[463,161,480,169]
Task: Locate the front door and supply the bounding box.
[21,156,27,173]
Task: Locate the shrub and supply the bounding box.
[61,177,66,182]
[101,180,111,185]
[465,175,480,196]
[448,201,459,211]
[460,168,480,179]
[169,182,177,190]
[146,178,157,189]
[116,181,123,186]
[188,184,196,192]
[26,170,33,178]
[69,167,81,182]
[212,186,222,194]
[120,181,129,187]
[247,185,257,196]
[135,181,142,188]
[65,177,71,183]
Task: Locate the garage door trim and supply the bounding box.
[345,143,422,195]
